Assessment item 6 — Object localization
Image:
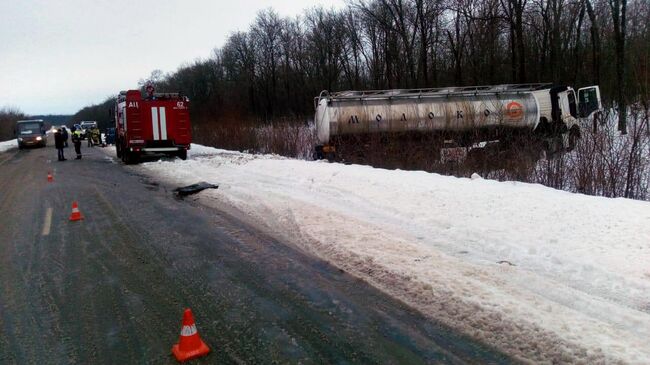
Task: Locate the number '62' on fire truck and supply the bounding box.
[114,90,191,164]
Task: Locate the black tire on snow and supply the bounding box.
[123,150,139,165]
[121,145,130,164]
[314,145,324,160]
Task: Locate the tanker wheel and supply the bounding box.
[313,146,324,160]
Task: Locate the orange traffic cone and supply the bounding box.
[171,308,210,362]
[47,172,53,182]
[69,201,84,221]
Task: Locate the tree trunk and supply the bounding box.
[585,0,600,85]
[515,0,526,83]
[609,0,627,134]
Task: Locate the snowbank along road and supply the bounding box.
[0,137,511,363]
[137,143,650,364]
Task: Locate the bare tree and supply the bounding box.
[500,0,528,82]
[608,0,628,134]
[584,0,601,85]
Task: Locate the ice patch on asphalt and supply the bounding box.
[127,144,650,363]
[104,155,117,164]
[0,139,17,153]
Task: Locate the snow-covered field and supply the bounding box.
[121,144,649,363]
[0,139,17,153]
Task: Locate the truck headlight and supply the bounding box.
[36,136,42,141]
[18,138,23,142]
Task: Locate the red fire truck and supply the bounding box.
[115,89,191,164]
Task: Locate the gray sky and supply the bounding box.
[0,0,345,115]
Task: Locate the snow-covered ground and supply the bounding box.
[116,144,649,363]
[0,139,17,153]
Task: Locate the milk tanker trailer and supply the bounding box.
[313,83,602,160]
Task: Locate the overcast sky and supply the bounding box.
[0,0,345,115]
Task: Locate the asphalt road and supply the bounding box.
[0,137,512,364]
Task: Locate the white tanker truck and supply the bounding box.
[313,83,602,160]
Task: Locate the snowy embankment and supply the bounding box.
[0,139,17,153]
[139,144,650,364]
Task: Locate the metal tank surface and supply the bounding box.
[315,85,545,145]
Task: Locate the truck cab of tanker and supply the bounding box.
[533,85,602,148]
[553,86,601,123]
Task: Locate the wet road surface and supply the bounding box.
[0,138,512,364]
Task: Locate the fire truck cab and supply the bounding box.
[115,89,191,164]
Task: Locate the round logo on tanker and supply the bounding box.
[506,101,524,119]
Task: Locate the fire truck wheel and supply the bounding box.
[123,150,139,165]
[178,149,187,160]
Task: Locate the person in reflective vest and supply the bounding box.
[90,126,100,147]
[71,127,82,159]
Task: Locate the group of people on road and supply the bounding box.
[54,126,84,161]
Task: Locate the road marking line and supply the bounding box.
[42,207,53,236]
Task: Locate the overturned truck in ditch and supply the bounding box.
[313,83,602,161]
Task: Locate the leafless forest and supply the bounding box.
[152,0,648,130]
[0,108,25,141]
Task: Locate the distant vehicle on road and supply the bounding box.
[79,121,98,139]
[114,89,191,164]
[15,119,46,148]
[50,125,69,133]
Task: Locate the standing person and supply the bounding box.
[91,126,100,147]
[87,128,93,147]
[71,126,82,159]
[54,128,66,161]
[61,126,69,147]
